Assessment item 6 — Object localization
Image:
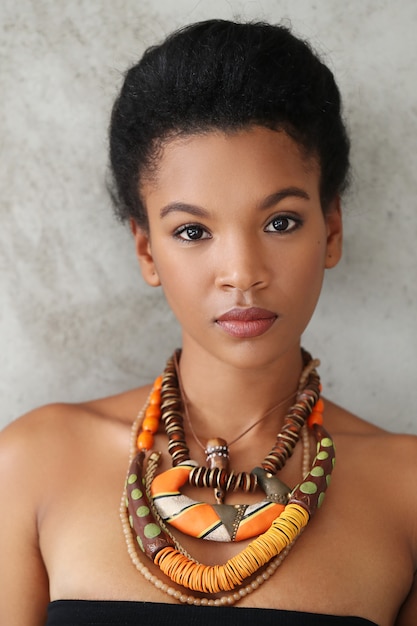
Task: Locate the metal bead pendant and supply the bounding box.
[205,437,229,504]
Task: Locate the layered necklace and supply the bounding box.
[120,349,335,605]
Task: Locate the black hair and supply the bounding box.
[109,19,350,229]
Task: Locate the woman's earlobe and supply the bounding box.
[130,220,161,287]
[324,197,343,269]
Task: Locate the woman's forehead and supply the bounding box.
[141,126,320,200]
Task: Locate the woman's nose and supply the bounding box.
[214,235,269,292]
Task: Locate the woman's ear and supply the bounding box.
[324,196,343,269]
[130,219,161,287]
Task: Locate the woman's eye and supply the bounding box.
[265,215,299,233]
[174,224,211,241]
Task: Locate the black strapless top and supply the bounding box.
[46,600,378,625]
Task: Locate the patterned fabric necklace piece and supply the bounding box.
[121,349,336,601]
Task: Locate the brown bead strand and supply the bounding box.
[159,349,320,487]
[189,465,258,492]
[160,351,190,466]
[262,386,320,474]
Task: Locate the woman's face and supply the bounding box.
[133,126,342,369]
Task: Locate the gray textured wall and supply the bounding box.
[1,0,416,432]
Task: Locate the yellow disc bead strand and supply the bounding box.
[154,503,308,593]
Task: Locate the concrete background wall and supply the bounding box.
[1,0,416,432]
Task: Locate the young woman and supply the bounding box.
[0,19,416,626]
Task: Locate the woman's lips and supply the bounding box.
[215,307,277,338]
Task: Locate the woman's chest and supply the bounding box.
[40,454,412,626]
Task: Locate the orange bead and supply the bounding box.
[153,375,163,390]
[142,416,159,433]
[315,398,324,413]
[149,389,161,406]
[307,410,323,427]
[145,405,160,420]
[137,430,154,451]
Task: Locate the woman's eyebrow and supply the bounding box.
[159,187,310,219]
[160,202,209,219]
[258,187,310,210]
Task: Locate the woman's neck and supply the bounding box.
[177,341,304,444]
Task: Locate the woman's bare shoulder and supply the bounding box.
[326,397,417,491]
[325,398,386,434]
[0,386,152,625]
[0,385,152,464]
[326,397,416,438]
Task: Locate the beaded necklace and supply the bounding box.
[158,349,321,478]
[121,350,335,602]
